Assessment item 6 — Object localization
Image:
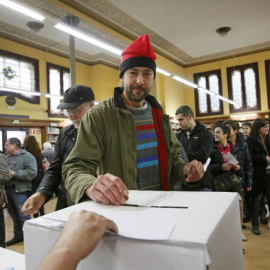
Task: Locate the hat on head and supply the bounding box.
[57,85,95,109]
[119,35,156,78]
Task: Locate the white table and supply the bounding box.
[24,191,244,270]
[0,247,25,270]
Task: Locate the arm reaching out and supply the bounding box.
[37,210,118,270]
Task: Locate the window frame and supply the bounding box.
[46,63,70,118]
[0,49,40,104]
[265,60,270,109]
[194,69,224,117]
[227,62,261,113]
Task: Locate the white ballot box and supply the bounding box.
[0,247,25,270]
[24,191,244,270]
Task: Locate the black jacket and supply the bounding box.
[37,124,77,210]
[233,133,253,188]
[176,122,213,189]
[246,134,270,197]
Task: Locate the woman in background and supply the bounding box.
[246,118,270,235]
[23,135,45,217]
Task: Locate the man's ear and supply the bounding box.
[90,101,95,107]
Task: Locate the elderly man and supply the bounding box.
[63,35,204,206]
[22,85,95,215]
[5,137,37,246]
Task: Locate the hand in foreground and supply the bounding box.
[85,173,129,205]
[37,210,118,270]
[184,160,204,182]
[21,192,47,215]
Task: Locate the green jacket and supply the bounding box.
[63,87,187,204]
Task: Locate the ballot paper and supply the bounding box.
[223,152,239,165]
[41,197,185,241]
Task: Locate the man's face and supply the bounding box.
[226,125,237,139]
[62,102,93,124]
[176,113,192,131]
[121,67,154,104]
[5,140,15,154]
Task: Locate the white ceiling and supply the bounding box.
[1,0,270,69]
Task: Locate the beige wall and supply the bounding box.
[186,50,270,119]
[1,37,270,120]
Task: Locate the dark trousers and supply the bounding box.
[5,187,31,240]
[0,207,5,247]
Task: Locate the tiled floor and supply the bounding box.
[4,197,270,270]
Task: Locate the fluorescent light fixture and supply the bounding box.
[197,87,216,97]
[45,94,63,99]
[0,0,45,21]
[230,113,257,118]
[0,86,41,96]
[156,67,171,77]
[172,75,198,88]
[55,23,122,56]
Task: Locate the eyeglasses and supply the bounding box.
[262,125,269,129]
[61,108,81,116]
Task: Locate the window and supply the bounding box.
[227,63,260,113]
[47,63,70,117]
[265,60,270,109]
[0,50,39,103]
[194,70,223,117]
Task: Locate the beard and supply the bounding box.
[124,84,150,102]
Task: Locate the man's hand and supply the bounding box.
[21,192,47,215]
[9,170,15,177]
[183,160,204,182]
[37,210,118,270]
[85,173,129,205]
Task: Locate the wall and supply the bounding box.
[0,38,119,120]
[186,50,270,119]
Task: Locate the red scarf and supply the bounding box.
[216,143,232,163]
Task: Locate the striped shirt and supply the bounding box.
[127,102,161,190]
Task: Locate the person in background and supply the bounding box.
[62,35,204,207]
[42,142,55,165]
[37,210,118,270]
[23,135,45,217]
[224,120,253,241]
[22,85,95,216]
[0,153,11,248]
[175,105,213,191]
[242,122,252,140]
[4,138,37,246]
[246,118,270,235]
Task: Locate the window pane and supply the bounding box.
[49,68,61,114]
[198,77,207,114]
[63,71,71,91]
[231,70,242,109]
[244,68,257,108]
[209,74,220,113]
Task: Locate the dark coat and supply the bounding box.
[176,122,213,189]
[233,133,253,188]
[246,134,270,197]
[37,124,77,210]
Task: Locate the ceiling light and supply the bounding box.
[45,94,63,99]
[216,27,231,37]
[0,86,41,96]
[0,0,45,21]
[172,76,198,88]
[54,23,122,56]
[156,67,171,77]
[230,113,257,118]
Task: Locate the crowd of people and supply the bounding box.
[0,34,269,268]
